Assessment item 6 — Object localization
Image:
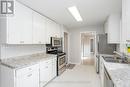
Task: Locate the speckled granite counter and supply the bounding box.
[101,54,130,87]
[0,53,57,69]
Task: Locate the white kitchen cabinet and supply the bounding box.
[0,1,63,44]
[40,58,57,87]
[53,23,61,38]
[46,19,54,44]
[106,14,121,44]
[16,70,39,87]
[32,11,46,44]
[122,0,130,43]
[52,57,57,78]
[0,1,33,44]
[0,64,39,87]
[46,19,62,44]
[40,59,52,85]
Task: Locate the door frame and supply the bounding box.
[63,32,69,64]
[80,31,97,64]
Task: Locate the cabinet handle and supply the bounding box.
[27,74,32,77]
[20,41,24,43]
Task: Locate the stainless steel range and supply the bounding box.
[46,46,66,76]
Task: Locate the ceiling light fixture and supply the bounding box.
[68,6,83,22]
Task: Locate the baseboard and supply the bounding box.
[68,62,81,65]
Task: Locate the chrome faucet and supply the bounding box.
[113,51,127,62]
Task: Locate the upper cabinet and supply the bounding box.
[0,1,33,44]
[105,14,121,44]
[32,12,46,44]
[46,19,62,44]
[122,0,130,43]
[0,1,62,44]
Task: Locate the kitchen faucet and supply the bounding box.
[113,51,127,63]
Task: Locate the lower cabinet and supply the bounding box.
[16,70,39,87]
[0,64,39,87]
[40,57,57,87]
[100,56,105,87]
[0,57,57,87]
[52,58,57,78]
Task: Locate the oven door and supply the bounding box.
[51,37,62,47]
[58,55,66,69]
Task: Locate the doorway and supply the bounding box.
[64,32,69,64]
[81,32,96,65]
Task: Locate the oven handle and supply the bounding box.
[58,55,66,59]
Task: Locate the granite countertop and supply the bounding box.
[0,53,57,69]
[101,54,130,87]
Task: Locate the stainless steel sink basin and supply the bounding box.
[103,56,129,64]
[103,57,119,63]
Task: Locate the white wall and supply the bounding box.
[0,44,46,60]
[68,25,104,64]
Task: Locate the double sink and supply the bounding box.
[103,56,128,64]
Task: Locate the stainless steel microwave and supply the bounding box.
[51,37,62,47]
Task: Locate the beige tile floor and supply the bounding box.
[45,65,101,87]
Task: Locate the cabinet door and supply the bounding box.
[52,58,57,78]
[16,70,39,87]
[40,62,52,85]
[53,23,59,37]
[107,14,120,44]
[122,0,130,43]
[7,1,33,44]
[46,19,55,44]
[33,12,46,44]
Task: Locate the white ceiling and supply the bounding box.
[17,0,122,29]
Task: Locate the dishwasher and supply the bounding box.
[104,68,114,87]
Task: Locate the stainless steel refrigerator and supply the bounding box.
[96,34,116,73]
[97,34,116,54]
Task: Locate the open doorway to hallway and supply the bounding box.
[80,32,96,65]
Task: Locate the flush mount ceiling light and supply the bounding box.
[68,6,83,22]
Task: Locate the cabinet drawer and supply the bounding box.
[40,59,52,68]
[16,64,39,77]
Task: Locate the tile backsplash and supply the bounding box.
[0,44,46,60]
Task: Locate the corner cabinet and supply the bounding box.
[0,1,33,44]
[122,0,130,43]
[105,14,121,44]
